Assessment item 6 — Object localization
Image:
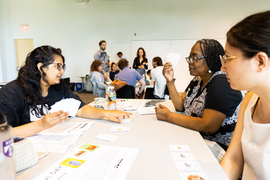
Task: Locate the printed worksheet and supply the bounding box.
[39,122,94,135]
[29,121,94,153]
[34,143,139,180]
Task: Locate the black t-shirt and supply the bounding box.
[184,71,243,150]
[109,70,119,81]
[0,80,85,127]
[132,57,148,70]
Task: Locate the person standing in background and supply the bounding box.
[133,47,148,76]
[117,52,128,60]
[151,57,166,98]
[94,40,110,74]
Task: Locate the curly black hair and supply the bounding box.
[197,39,225,73]
[17,45,65,118]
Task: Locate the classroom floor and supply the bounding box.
[73,91,95,104]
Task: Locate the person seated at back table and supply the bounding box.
[155,39,243,161]
[90,60,111,97]
[116,59,146,98]
[151,57,166,99]
[0,46,131,137]
[109,62,119,81]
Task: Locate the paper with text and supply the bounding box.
[34,143,139,180]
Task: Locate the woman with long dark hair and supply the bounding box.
[0,45,131,137]
[220,10,270,180]
[155,39,243,161]
[132,47,148,76]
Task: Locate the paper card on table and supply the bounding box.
[79,143,100,152]
[179,171,209,180]
[136,106,156,115]
[59,157,85,168]
[121,118,132,123]
[169,145,191,152]
[174,161,203,172]
[171,152,196,161]
[95,133,118,142]
[110,126,130,132]
[166,52,181,67]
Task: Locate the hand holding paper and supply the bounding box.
[166,52,181,67]
[50,98,81,117]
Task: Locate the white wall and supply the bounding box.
[1,0,270,91]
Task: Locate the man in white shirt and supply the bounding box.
[151,57,166,98]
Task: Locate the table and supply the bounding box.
[16,100,229,180]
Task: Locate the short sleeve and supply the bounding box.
[151,69,156,82]
[204,75,243,117]
[94,52,99,60]
[0,81,28,127]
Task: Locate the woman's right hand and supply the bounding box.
[41,110,69,129]
[163,62,174,82]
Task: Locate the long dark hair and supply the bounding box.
[227,10,270,58]
[197,39,225,73]
[136,47,146,59]
[17,45,65,117]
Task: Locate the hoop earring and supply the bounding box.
[208,69,212,73]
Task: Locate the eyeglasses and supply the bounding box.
[219,55,237,66]
[185,55,206,64]
[52,63,66,71]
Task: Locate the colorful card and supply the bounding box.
[179,171,209,180]
[60,157,85,168]
[169,145,191,152]
[79,143,99,152]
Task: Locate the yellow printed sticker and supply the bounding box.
[60,158,85,168]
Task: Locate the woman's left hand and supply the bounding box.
[155,103,171,122]
[104,110,132,123]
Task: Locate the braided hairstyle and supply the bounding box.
[17,45,65,118]
[197,39,224,73]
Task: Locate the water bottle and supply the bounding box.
[108,86,116,110]
[0,112,15,179]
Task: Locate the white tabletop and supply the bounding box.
[16,100,229,180]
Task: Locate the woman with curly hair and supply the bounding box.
[0,45,130,137]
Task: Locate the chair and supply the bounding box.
[144,87,156,99]
[116,85,135,99]
[62,78,74,91]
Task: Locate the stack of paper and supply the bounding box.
[29,121,94,153]
[50,98,81,117]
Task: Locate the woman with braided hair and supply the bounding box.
[155,39,243,160]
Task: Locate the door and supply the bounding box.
[14,39,34,70]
